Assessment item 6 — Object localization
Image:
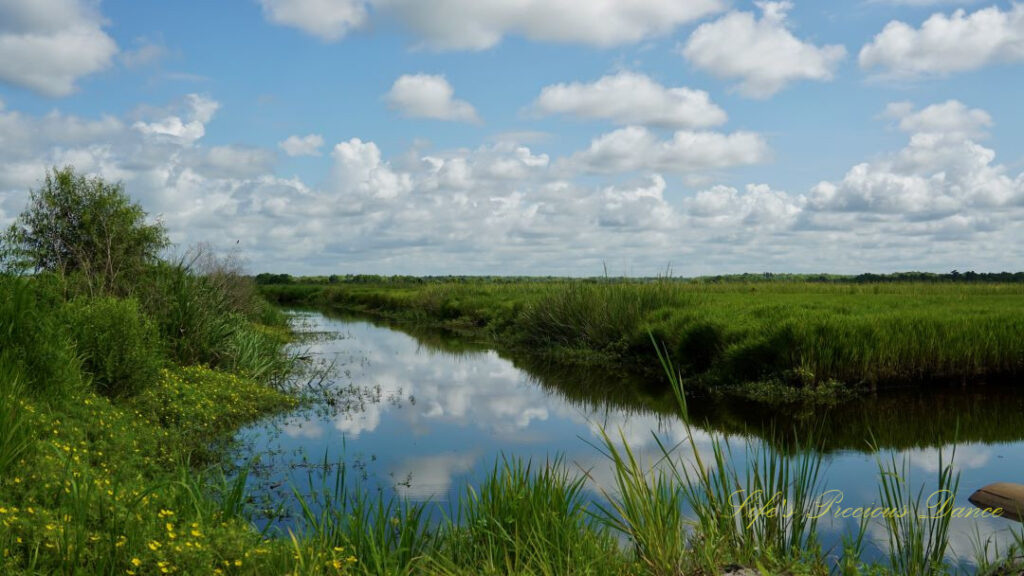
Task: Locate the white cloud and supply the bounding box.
[331,138,413,200]
[385,74,480,123]
[132,94,220,146]
[566,126,769,174]
[686,183,805,229]
[859,4,1024,77]
[808,101,1022,217]
[890,99,992,139]
[270,0,725,49]
[2,95,1022,277]
[258,0,368,41]
[870,0,983,5]
[533,71,727,129]
[194,146,277,179]
[279,134,325,157]
[0,0,118,96]
[598,175,677,230]
[682,1,846,98]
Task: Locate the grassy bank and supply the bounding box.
[259,278,1024,400]
[0,266,306,574]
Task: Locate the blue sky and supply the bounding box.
[1,0,1022,275]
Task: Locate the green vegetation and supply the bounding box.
[1,167,169,295]
[4,167,1024,574]
[261,278,1024,401]
[0,168,304,574]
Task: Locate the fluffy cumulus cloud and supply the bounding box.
[258,0,368,41]
[566,126,769,174]
[682,1,846,98]
[686,183,804,229]
[808,100,1023,226]
[331,138,413,201]
[279,134,325,157]
[259,0,724,49]
[860,4,1024,77]
[2,93,1022,275]
[0,0,118,96]
[385,74,480,123]
[532,72,727,129]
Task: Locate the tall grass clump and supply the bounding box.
[0,357,33,477]
[442,455,621,575]
[876,446,960,576]
[60,296,163,397]
[137,261,240,366]
[224,324,298,387]
[0,275,83,398]
[591,337,834,574]
[590,430,688,576]
[289,455,435,576]
[516,281,688,355]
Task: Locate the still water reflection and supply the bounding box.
[235,310,1024,567]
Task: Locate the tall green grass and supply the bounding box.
[0,359,33,477]
[442,455,621,575]
[288,454,435,576]
[0,275,84,398]
[264,279,1024,397]
[875,447,960,576]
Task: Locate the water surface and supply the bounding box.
[236,309,1024,568]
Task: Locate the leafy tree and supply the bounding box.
[1,166,168,294]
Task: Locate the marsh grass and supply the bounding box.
[0,360,32,479]
[970,524,1024,575]
[266,280,1024,397]
[442,455,622,576]
[286,453,435,575]
[875,446,961,576]
[587,339,834,574]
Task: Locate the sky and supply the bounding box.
[1,0,1022,276]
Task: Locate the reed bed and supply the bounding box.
[262,279,1024,397]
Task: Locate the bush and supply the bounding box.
[1,166,168,295]
[61,297,163,398]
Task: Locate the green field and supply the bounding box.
[260,278,1024,400]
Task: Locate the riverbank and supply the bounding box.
[0,265,311,574]
[259,278,1024,402]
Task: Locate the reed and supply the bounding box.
[263,279,1024,397]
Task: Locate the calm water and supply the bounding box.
[235,309,1024,567]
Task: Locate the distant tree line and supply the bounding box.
[254,270,1024,285]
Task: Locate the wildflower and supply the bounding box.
[131,558,142,567]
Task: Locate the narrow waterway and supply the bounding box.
[235,309,1024,569]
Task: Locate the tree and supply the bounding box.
[1,166,168,294]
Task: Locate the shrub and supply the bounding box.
[1,166,168,295]
[61,297,163,398]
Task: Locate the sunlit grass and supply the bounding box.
[261,279,1024,398]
